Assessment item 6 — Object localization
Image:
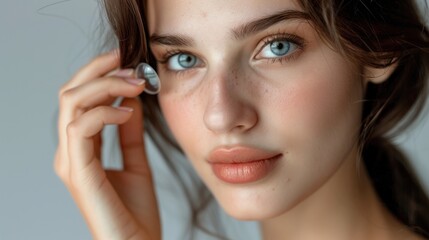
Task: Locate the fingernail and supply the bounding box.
[125,78,145,86]
[116,106,134,112]
[114,69,134,78]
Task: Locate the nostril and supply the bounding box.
[235,124,246,131]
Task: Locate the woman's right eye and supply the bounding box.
[167,53,201,71]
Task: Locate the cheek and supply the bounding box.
[265,57,363,169]
[287,77,361,138]
[158,93,202,156]
[243,59,364,215]
[269,45,361,135]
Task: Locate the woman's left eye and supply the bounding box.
[257,39,300,60]
[167,53,201,71]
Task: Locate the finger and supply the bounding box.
[118,98,151,174]
[57,76,144,178]
[94,130,102,161]
[67,106,134,173]
[61,76,145,114]
[58,76,144,158]
[56,51,121,179]
[61,50,120,93]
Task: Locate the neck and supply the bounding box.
[261,146,409,240]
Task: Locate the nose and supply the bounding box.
[203,68,258,134]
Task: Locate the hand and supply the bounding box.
[54,51,161,240]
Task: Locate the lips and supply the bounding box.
[207,146,282,184]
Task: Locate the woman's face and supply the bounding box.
[147,0,364,220]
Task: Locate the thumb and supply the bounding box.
[118,97,150,174]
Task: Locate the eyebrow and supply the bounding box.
[149,9,310,47]
[232,9,310,40]
[150,34,194,47]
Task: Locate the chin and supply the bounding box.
[211,184,298,221]
[220,199,288,221]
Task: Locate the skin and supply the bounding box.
[148,0,422,239]
[54,0,423,239]
[149,0,363,220]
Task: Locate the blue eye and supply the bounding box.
[259,40,299,59]
[167,53,200,70]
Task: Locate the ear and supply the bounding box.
[364,62,398,84]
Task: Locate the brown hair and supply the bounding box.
[101,0,429,238]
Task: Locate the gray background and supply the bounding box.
[0,0,428,239]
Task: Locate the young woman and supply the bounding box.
[54,0,429,239]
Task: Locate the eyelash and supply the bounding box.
[257,33,305,64]
[159,49,184,64]
[158,49,196,77]
[157,32,306,72]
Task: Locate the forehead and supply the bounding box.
[146,0,302,35]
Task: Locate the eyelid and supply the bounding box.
[157,49,205,74]
[158,49,182,64]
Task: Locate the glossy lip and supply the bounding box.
[207,146,283,184]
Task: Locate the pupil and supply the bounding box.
[178,54,196,68]
[271,41,290,56]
